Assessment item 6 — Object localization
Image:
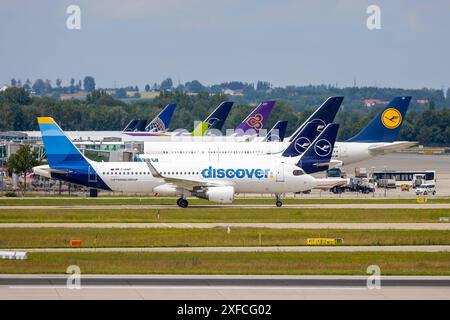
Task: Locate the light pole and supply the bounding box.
[384,166,387,198]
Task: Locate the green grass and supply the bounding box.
[0,251,449,275]
[1,197,450,206]
[0,208,448,223]
[1,228,449,248]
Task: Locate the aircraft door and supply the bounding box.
[276,162,285,182]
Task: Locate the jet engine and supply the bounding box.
[195,186,235,203]
[153,184,179,196]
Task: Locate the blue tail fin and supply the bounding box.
[264,120,288,142]
[134,120,148,132]
[346,96,411,143]
[123,119,139,132]
[282,121,323,157]
[37,117,111,190]
[294,123,339,174]
[204,101,233,131]
[146,103,176,132]
[288,96,343,142]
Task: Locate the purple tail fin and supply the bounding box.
[235,100,275,135]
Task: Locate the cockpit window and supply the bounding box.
[293,169,305,176]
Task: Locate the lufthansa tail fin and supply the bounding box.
[134,120,148,132]
[123,119,139,132]
[287,96,343,142]
[346,96,411,143]
[145,103,176,132]
[282,121,323,157]
[263,120,288,142]
[192,101,234,136]
[292,123,339,174]
[204,101,234,131]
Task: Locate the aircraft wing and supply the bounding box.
[368,141,418,155]
[143,159,229,191]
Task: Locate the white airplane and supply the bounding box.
[34,117,340,207]
[142,96,416,168]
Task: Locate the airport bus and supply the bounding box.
[372,170,436,188]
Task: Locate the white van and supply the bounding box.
[415,183,436,196]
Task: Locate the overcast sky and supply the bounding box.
[1,0,449,90]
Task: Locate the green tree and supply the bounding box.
[160,78,173,91]
[145,84,150,92]
[32,79,46,95]
[7,145,40,191]
[0,87,32,105]
[83,76,96,92]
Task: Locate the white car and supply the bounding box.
[415,184,436,196]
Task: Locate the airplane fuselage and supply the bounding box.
[143,140,415,166]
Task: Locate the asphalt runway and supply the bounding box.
[2,275,449,299]
[1,222,449,230]
[9,245,450,252]
[1,203,450,209]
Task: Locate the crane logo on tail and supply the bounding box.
[381,108,402,129]
[314,139,332,157]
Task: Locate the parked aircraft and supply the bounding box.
[142,96,415,166]
[34,116,339,207]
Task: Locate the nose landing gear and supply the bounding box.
[177,198,189,208]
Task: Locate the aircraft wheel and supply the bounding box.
[178,199,189,208]
[276,200,283,207]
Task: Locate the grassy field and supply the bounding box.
[0,251,449,275]
[1,228,449,248]
[0,208,448,223]
[1,197,450,206]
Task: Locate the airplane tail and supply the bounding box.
[123,119,139,132]
[346,96,411,143]
[204,101,234,131]
[287,96,343,142]
[286,123,339,174]
[37,117,110,190]
[282,121,323,157]
[235,100,275,135]
[192,101,233,136]
[263,120,288,142]
[134,120,148,132]
[145,103,176,132]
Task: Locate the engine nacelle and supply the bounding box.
[205,186,235,203]
[153,184,179,196]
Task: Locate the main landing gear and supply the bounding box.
[177,197,189,208]
[275,194,282,207]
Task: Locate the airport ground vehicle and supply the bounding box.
[372,170,436,188]
[415,183,436,196]
[330,177,374,194]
